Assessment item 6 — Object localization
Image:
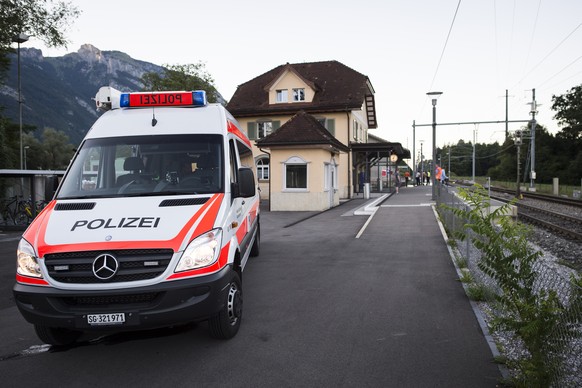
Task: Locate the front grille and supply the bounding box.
[61,292,160,306]
[45,249,173,284]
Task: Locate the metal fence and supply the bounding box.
[436,185,582,387]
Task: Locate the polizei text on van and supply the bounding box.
[71,217,161,231]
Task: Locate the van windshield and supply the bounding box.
[58,134,224,199]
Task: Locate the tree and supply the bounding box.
[551,84,582,142]
[141,63,221,103]
[486,137,517,181]
[0,107,36,168]
[0,1,79,169]
[0,0,80,80]
[23,128,74,169]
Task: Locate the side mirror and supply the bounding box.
[44,175,60,201]
[233,167,256,198]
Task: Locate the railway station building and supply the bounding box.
[226,60,410,211]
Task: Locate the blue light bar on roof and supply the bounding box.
[118,91,207,108]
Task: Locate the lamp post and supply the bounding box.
[24,145,30,170]
[12,33,29,170]
[427,91,443,200]
[419,140,424,185]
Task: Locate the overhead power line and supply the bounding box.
[538,54,582,89]
[428,0,462,91]
[514,21,582,87]
[523,0,542,74]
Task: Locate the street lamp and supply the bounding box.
[427,91,443,200]
[419,140,424,185]
[12,33,29,170]
[24,145,30,170]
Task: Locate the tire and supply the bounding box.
[249,223,260,257]
[208,273,242,339]
[34,325,81,346]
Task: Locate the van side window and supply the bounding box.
[229,140,238,186]
[236,138,254,168]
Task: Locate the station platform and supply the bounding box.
[257,184,503,385]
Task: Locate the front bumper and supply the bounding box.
[13,265,236,331]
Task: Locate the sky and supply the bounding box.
[26,0,582,160]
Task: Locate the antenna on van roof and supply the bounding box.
[152,109,158,127]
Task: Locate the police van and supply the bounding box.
[13,87,260,345]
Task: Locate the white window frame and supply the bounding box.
[256,157,270,180]
[282,156,308,192]
[276,89,288,103]
[257,121,273,139]
[293,88,305,102]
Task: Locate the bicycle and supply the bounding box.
[0,196,33,226]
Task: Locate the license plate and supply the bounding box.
[87,313,125,326]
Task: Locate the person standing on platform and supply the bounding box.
[435,165,442,185]
[394,168,401,194]
[441,168,448,186]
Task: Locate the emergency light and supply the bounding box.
[120,91,207,108]
[95,87,207,111]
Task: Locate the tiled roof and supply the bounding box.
[256,111,349,152]
[227,60,373,117]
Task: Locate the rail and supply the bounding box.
[489,194,582,241]
[491,186,582,208]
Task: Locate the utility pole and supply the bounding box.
[447,145,451,176]
[505,89,509,140]
[529,89,537,191]
[515,130,522,198]
[412,120,416,185]
[472,125,478,183]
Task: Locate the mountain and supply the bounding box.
[0,44,165,145]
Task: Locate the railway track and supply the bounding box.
[490,186,582,208]
[489,193,582,241]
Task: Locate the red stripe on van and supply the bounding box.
[16,273,50,286]
[227,120,252,149]
[29,194,224,259]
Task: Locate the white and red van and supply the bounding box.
[13,87,260,345]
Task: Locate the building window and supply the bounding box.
[257,158,269,180]
[286,164,307,189]
[276,89,288,103]
[293,88,305,102]
[258,122,273,138]
[283,156,308,191]
[316,117,335,137]
[247,121,281,140]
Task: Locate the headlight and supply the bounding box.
[17,239,42,278]
[175,229,222,272]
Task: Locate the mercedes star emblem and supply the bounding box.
[92,253,119,280]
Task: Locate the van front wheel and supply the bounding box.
[209,273,242,339]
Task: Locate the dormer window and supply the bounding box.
[276,89,288,103]
[293,88,305,102]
